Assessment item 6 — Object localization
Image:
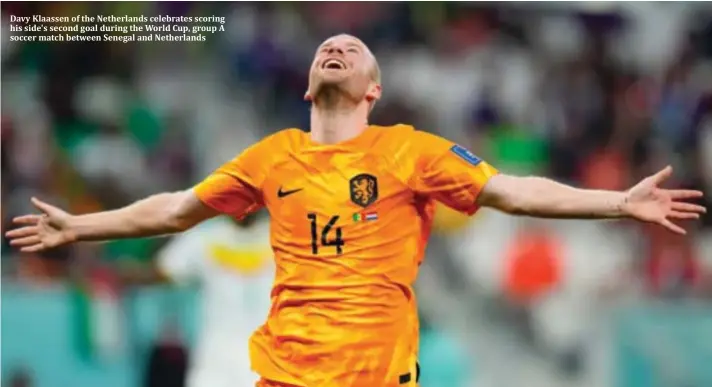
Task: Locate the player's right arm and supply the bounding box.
[6,137,271,252]
[6,192,213,253]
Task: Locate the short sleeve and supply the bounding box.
[411,131,499,215]
[156,229,206,283]
[193,138,269,219]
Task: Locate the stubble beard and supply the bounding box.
[312,79,365,111]
[313,83,345,109]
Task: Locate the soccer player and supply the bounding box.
[118,212,273,387]
[6,34,706,387]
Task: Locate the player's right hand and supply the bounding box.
[5,197,77,252]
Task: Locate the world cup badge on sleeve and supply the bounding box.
[450,144,482,166]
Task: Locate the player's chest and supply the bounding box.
[262,151,411,223]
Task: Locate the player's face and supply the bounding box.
[307,35,378,103]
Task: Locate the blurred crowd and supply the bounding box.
[2,2,712,387]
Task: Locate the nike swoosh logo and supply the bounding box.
[277,187,303,198]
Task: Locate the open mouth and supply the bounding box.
[322,59,346,70]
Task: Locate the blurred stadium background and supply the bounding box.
[2,2,712,387]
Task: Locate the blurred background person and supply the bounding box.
[120,211,273,387]
[142,318,189,387]
[3,366,34,387]
[2,2,711,387]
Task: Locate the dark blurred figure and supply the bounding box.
[143,319,189,387]
[641,224,702,299]
[5,367,33,387]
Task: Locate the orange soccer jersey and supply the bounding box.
[193,124,498,387]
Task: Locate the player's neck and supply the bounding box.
[310,104,369,145]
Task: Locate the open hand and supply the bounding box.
[5,197,77,252]
[623,166,706,235]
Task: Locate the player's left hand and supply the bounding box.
[623,166,706,235]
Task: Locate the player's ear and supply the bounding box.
[365,83,381,103]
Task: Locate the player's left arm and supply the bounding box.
[412,131,706,235]
[477,167,706,234]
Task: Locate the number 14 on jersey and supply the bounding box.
[307,213,344,255]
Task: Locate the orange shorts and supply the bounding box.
[255,379,302,387]
[255,363,420,387]
[256,380,419,387]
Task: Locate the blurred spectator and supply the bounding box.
[4,367,34,387]
[143,319,189,387]
[73,122,152,199]
[641,224,703,298]
[503,222,563,304]
[696,99,712,228]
